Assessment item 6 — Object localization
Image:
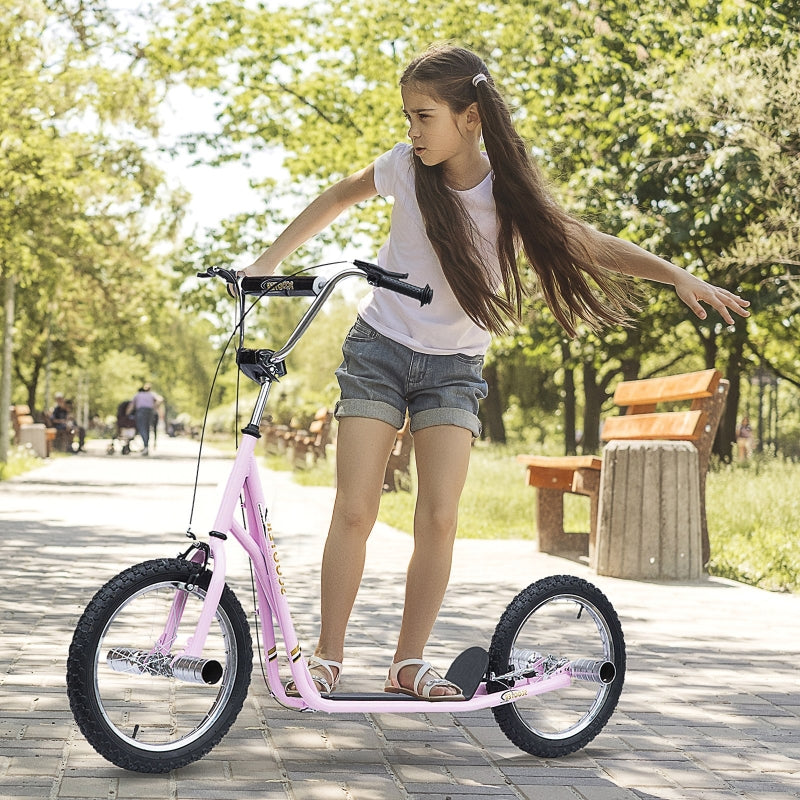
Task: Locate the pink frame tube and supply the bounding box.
[181,433,576,713]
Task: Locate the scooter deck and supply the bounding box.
[324,646,490,702]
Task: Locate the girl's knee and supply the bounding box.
[414,505,458,542]
[330,499,379,540]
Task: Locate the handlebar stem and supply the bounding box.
[239,270,363,433]
[268,267,363,365]
[247,380,273,432]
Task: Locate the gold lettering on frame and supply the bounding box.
[259,505,286,595]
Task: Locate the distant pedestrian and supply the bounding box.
[130,384,161,456]
[737,416,753,461]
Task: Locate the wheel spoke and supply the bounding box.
[489,575,625,757]
[67,559,252,773]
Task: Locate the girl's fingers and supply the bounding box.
[702,290,750,325]
[678,279,750,325]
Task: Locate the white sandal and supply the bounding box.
[286,655,342,697]
[384,658,464,701]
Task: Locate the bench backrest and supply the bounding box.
[612,369,721,411]
[308,407,332,439]
[602,368,729,473]
[10,404,35,434]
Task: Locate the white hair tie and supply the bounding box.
[472,73,488,87]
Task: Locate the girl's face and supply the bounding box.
[401,85,479,169]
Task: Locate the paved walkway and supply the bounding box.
[0,436,798,800]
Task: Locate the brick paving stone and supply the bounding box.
[402,783,518,797]
[4,755,64,776]
[518,788,593,800]
[115,775,174,798]
[226,759,286,780]
[446,765,509,785]
[57,776,115,797]
[175,783,289,800]
[598,761,679,788]
[572,789,640,800]
[654,762,730,789]
[1,438,799,800]
[729,781,800,794]
[629,790,744,800]
[742,794,800,800]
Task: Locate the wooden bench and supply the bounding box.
[260,416,290,455]
[518,368,729,571]
[289,407,333,468]
[10,404,35,442]
[10,404,56,457]
[383,417,413,492]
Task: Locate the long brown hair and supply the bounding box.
[400,44,635,337]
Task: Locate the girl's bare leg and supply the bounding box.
[315,417,397,669]
[393,424,473,696]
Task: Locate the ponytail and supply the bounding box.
[401,44,636,337]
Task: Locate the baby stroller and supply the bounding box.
[106,399,138,455]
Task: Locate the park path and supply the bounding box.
[0,436,798,799]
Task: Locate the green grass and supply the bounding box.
[0,446,44,480]
[378,443,587,540]
[705,458,800,593]
[267,443,800,594]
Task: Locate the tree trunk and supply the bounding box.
[720,329,747,461]
[620,358,640,382]
[24,355,43,413]
[1,272,16,463]
[560,341,577,454]
[582,360,603,453]
[481,361,506,444]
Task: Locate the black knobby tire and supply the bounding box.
[488,574,625,758]
[67,558,253,773]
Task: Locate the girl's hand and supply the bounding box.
[674,272,750,325]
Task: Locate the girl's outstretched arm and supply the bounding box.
[242,164,377,277]
[593,230,750,325]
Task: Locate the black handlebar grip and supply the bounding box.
[376,275,433,306]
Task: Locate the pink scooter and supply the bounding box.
[67,262,625,773]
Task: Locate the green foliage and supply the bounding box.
[0,445,42,481]
[157,0,799,456]
[0,0,190,423]
[4,0,799,465]
[375,442,590,541]
[706,458,800,593]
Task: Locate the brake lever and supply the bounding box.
[197,266,239,283]
[353,259,409,280]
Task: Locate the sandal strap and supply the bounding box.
[410,662,439,696]
[418,676,460,699]
[389,658,459,698]
[388,657,427,690]
[306,655,342,693]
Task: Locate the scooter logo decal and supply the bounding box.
[260,505,286,595]
[501,689,528,702]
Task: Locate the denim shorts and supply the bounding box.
[335,317,487,437]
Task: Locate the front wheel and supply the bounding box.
[488,575,625,758]
[67,558,253,773]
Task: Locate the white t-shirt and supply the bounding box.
[357,143,501,356]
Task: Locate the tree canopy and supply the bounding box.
[2,0,798,461]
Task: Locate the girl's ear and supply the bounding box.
[464,102,481,130]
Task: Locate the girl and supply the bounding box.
[241,44,749,700]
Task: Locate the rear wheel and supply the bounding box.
[67,558,252,773]
[488,575,625,757]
